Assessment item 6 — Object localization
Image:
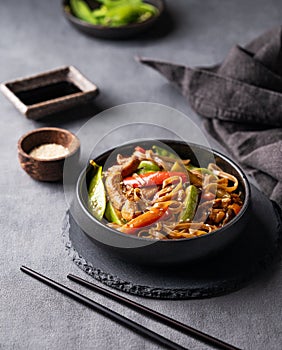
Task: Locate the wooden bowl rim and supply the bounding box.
[18,127,80,162]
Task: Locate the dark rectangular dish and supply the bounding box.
[1,66,99,120]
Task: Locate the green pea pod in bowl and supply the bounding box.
[63,0,165,39]
[88,160,106,221]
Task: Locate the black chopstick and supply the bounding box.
[68,274,241,350]
[20,266,187,350]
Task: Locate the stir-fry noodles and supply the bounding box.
[87,145,243,240]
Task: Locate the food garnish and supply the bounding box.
[29,143,69,160]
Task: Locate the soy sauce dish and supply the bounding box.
[74,141,251,265]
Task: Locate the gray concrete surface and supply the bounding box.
[0,1,282,349]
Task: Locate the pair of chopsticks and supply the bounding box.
[20,266,241,350]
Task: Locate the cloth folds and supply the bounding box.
[139,26,282,208]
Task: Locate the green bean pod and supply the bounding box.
[152,145,178,159]
[137,160,160,174]
[70,0,99,24]
[103,4,142,26]
[105,200,123,225]
[88,160,106,221]
[181,185,198,222]
[192,167,216,176]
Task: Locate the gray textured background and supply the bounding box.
[1,1,282,349]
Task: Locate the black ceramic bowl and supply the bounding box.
[73,140,251,265]
[63,0,164,39]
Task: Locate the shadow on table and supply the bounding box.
[136,9,177,41]
[33,99,108,128]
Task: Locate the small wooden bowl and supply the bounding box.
[18,127,80,182]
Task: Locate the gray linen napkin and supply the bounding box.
[138,26,282,208]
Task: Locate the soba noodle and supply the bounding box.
[92,146,244,240]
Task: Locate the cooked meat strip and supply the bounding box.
[133,149,170,170]
[150,155,170,170]
[121,187,147,221]
[121,200,143,221]
[117,154,131,165]
[231,193,243,205]
[121,156,140,177]
[140,187,158,201]
[208,208,226,224]
[222,208,235,225]
[212,198,231,209]
[193,200,214,222]
[105,172,126,211]
[104,164,122,177]
[104,156,140,212]
[106,155,140,176]
[105,173,145,219]
[187,170,203,187]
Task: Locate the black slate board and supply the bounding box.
[62,185,282,299]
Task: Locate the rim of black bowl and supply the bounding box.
[63,0,165,31]
[76,141,251,243]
